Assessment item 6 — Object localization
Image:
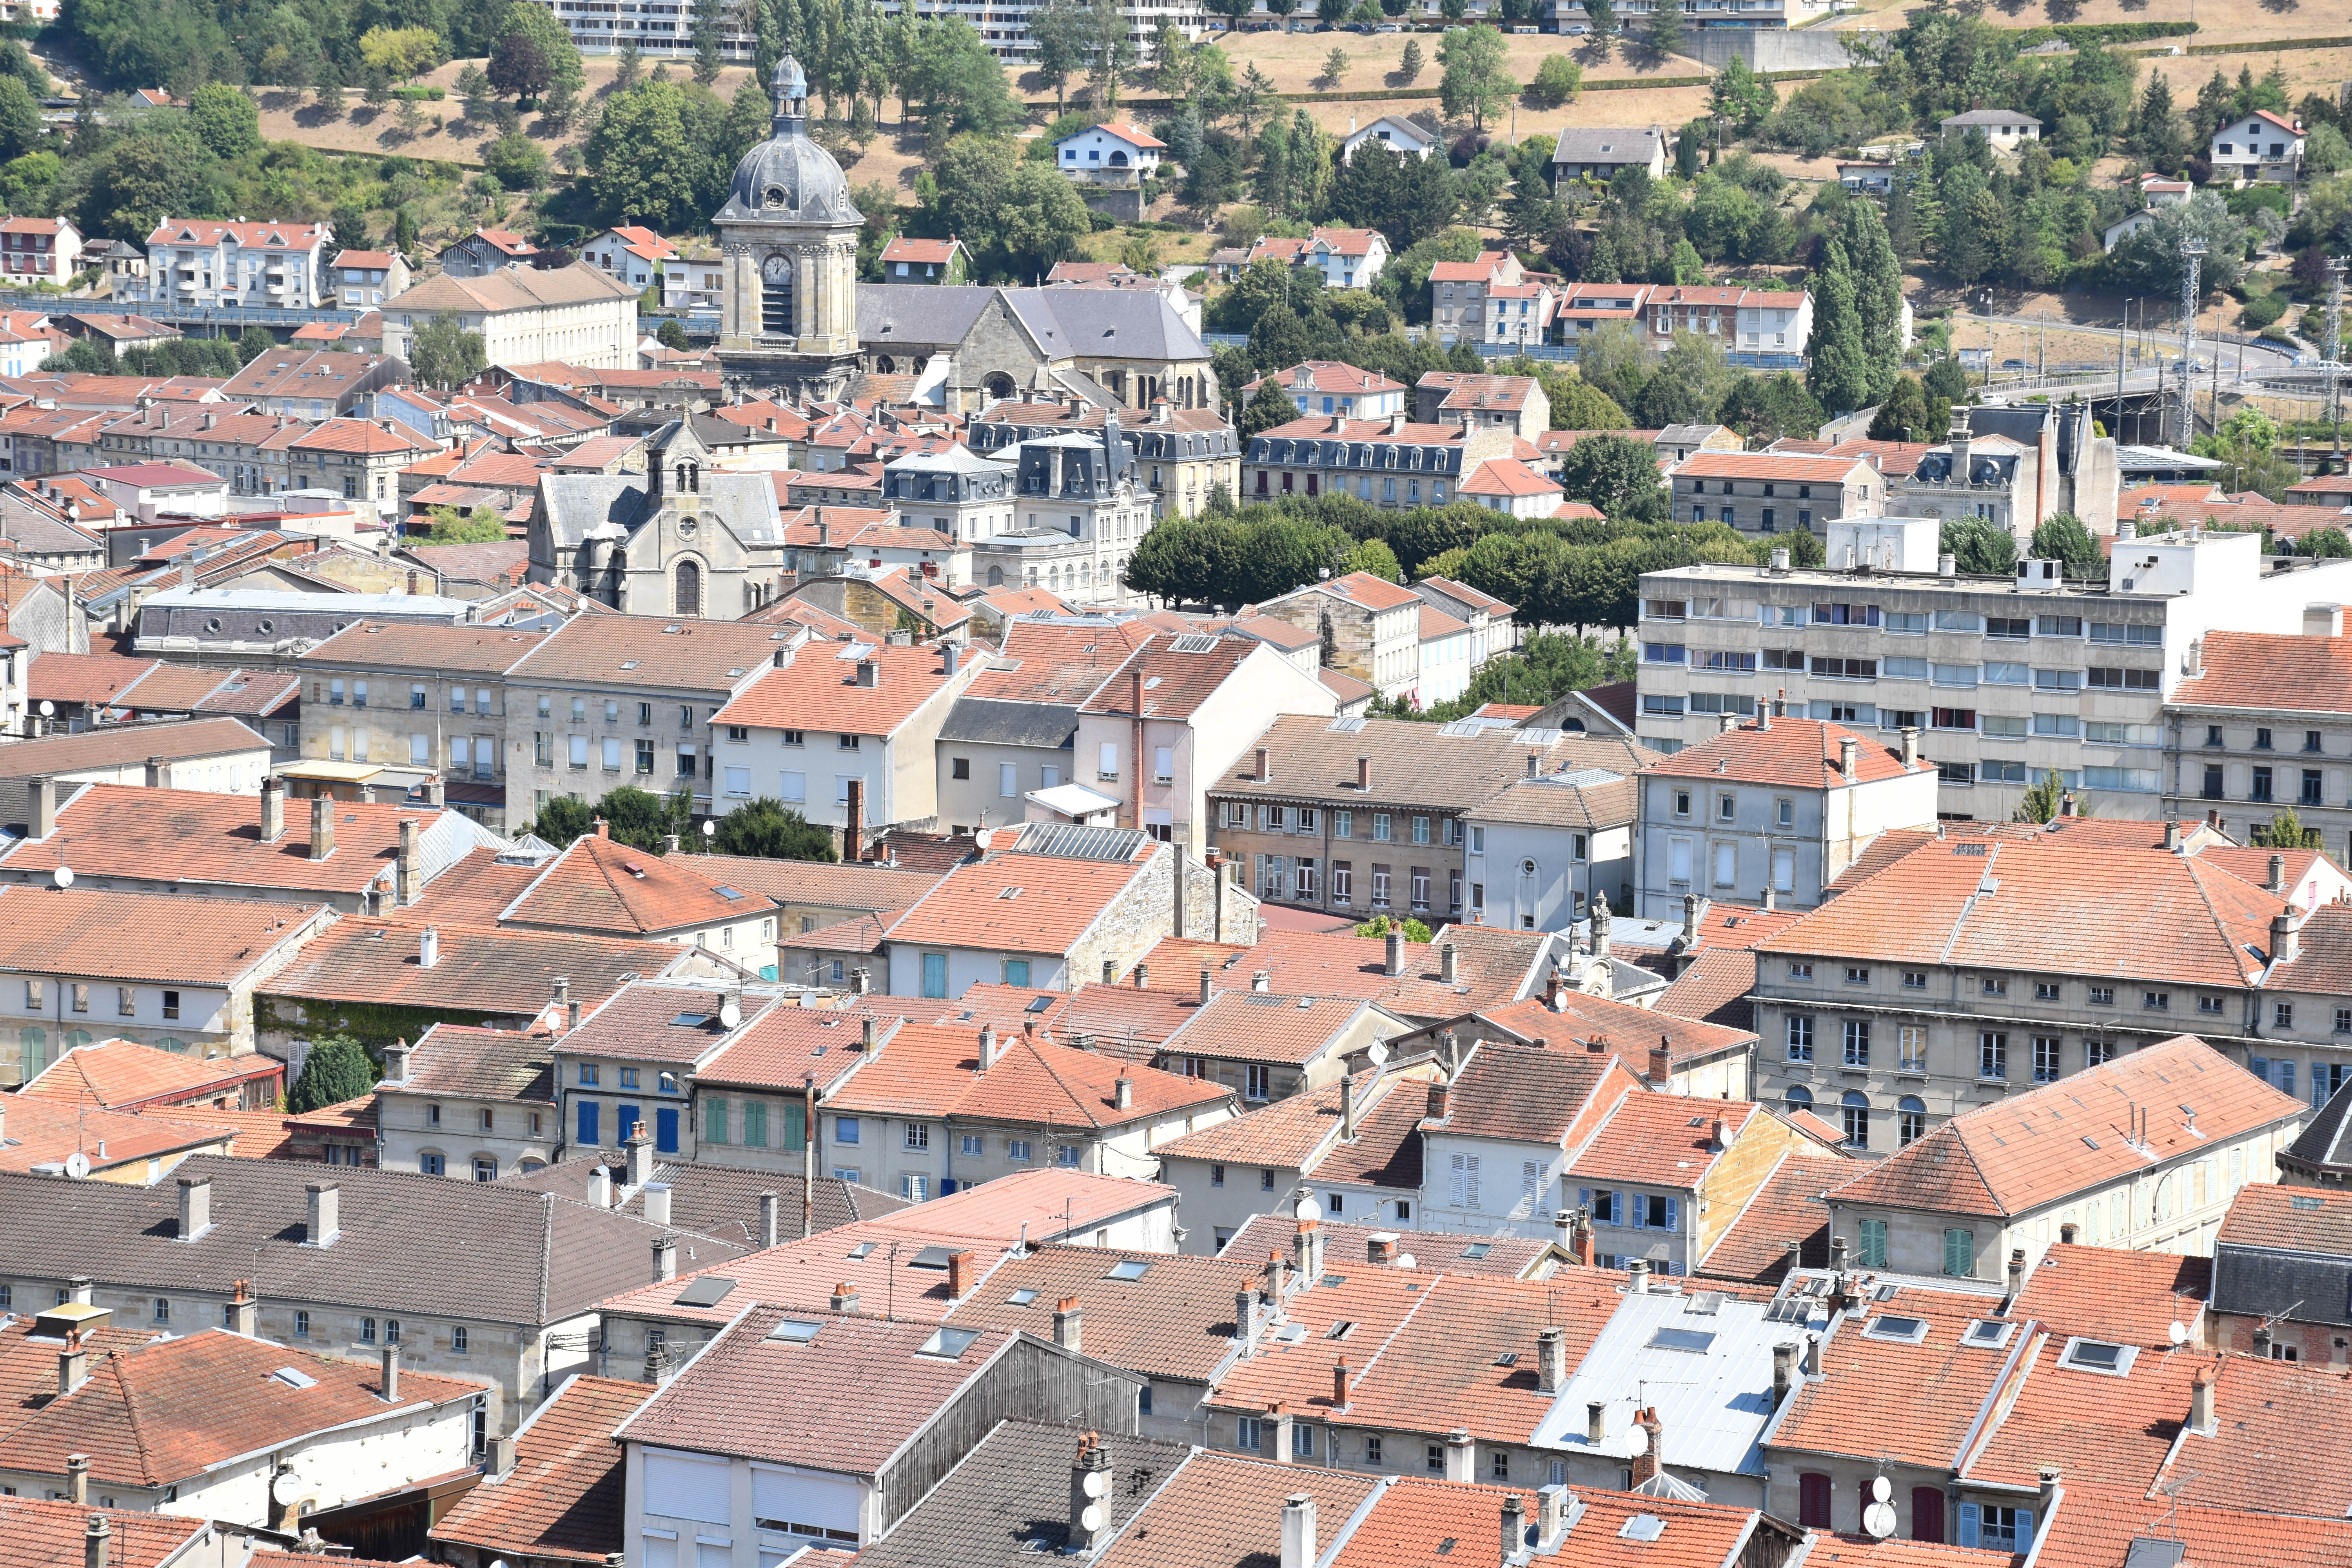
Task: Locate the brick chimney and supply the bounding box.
[1356,755,1370,791]
[308,793,334,860]
[1053,1296,1083,1353]
[830,1280,861,1312]
[1426,1080,1451,1121]
[1367,1232,1398,1265]
[844,777,865,862]
[1628,1407,1664,1486]
[1332,1357,1352,1408]
[946,1249,976,1299]
[397,818,421,905]
[1256,746,1272,782]
[58,1338,87,1397]
[228,1279,257,1336]
[1648,1039,1671,1086]
[380,1343,401,1402]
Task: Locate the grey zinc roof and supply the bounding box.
[1941,109,2041,127]
[2283,1079,2352,1175]
[855,284,1209,364]
[849,1421,1192,1568]
[937,696,1083,750]
[858,285,999,351]
[0,716,271,778]
[501,1155,909,1245]
[1551,125,1665,164]
[0,1155,744,1326]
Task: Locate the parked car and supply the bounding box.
[2000,357,2028,370]
[1375,20,1403,29]
[1565,22,1588,31]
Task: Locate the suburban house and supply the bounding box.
[1341,114,1440,163]
[878,237,972,285]
[1938,109,2042,148]
[2209,108,2305,182]
[1243,362,1408,421]
[1549,125,1669,187]
[1054,123,1165,181]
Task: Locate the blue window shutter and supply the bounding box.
[656,1107,679,1153]
[2014,1509,2033,1546]
[1629,1196,1644,1229]
[578,1101,599,1145]
[1578,1188,1590,1215]
[1665,1197,1680,1232]
[1957,1504,1981,1549]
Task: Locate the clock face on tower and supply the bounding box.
[764,253,793,282]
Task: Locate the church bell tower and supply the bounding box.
[712,51,862,402]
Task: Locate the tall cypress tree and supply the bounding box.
[1806,238,1869,416]
[1842,201,1904,405]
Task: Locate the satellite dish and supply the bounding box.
[1394,1254,1416,1270]
[1624,1424,1649,1456]
[1870,1477,1892,1504]
[1863,1503,1898,1540]
[719,1000,743,1029]
[973,828,994,851]
[63,1151,90,1179]
[1296,1196,1323,1223]
[701,820,717,838]
[51,866,72,889]
[1080,1503,1106,1533]
[270,1470,302,1506]
[1081,1470,1110,1499]
[1366,1042,1390,1066]
[37,700,52,717]
[2169,1321,2190,1347]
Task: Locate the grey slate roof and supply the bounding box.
[849,1420,1192,1568]
[937,696,1083,749]
[535,470,782,550]
[2282,1078,2352,1177]
[501,1154,908,1245]
[0,1154,744,1326]
[857,285,1209,365]
[1550,125,1666,165]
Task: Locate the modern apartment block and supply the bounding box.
[2163,615,2352,862]
[1635,522,2352,820]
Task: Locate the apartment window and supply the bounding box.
[1788,963,1813,980]
[1335,811,1353,840]
[1368,1437,1384,1467]
[115,987,135,1017]
[1210,1163,1225,1188]
[1978,1031,2007,1080]
[1426,1443,1444,1473]
[1411,816,1430,845]
[1237,1416,1263,1451]
[905,1123,930,1151]
[452,1327,468,1353]
[1777,799,1794,828]
[1857,1217,1889,1268]
[1898,1027,1927,1073]
[2034,982,2060,1002]
[153,1298,169,1323]
[836,1117,860,1145]
[2087,986,2114,1006]
[2277,1002,2296,1029]
[386,1320,401,1345]
[2143,991,2170,1011]
[1373,813,1392,841]
[294,1310,309,1338]
[70,984,87,1015]
[2205,725,2223,746]
[1902,971,1927,990]
[1840,1093,1869,1147]
[1844,967,1869,986]
[1981,977,2007,998]
[361,1317,377,1343]
[1942,1228,1975,1278]
[1246,1065,1271,1100]
[960,1134,983,1156]
[1787,1016,1814,1063]
[21,980,38,1010]
[783,729,804,746]
[1899,1099,1926,1146]
[618,1067,639,1090]
[2257,728,2275,750]
[2253,768,2275,803]
[1009,1140,1031,1161]
[2032,1036,2062,1083]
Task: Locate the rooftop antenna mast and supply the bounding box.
[2177,237,2206,450]
[2329,258,2347,469]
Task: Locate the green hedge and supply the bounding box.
[2011,19,2196,45]
[391,84,445,101]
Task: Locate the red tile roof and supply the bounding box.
[1672,452,1876,483]
[1772,1285,2025,1468]
[1328,1476,1767,1568]
[266,916,682,1020]
[1694,1149,1842,1284]
[0,1496,212,1568]
[2153,1351,2352,1516]
[2171,629,2352,714]
[886,848,1153,957]
[1824,1036,2302,1220]
[0,1089,239,1173]
[2031,1481,2352,1568]
[713,639,960,735]
[430,1374,652,1564]
[1079,633,1260,720]
[1436,1040,1638,1144]
[498,833,767,937]
[829,1021,1232,1129]
[23,1035,283,1111]
[1093,1452,1381,1568]
[1643,717,1928,787]
[945,1243,1258,1381]
[1963,1332,2197,1490]
[937,980,1203,1055]
[2009,1242,2210,1350]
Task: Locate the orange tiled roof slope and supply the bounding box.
[1824,1035,2303,1220]
[2174,631,2352,713]
[0,1497,212,1568]
[498,831,768,936]
[714,639,962,735]
[885,847,1152,956]
[0,1091,236,1172]
[1694,1148,1841,1284]
[1757,835,2290,989]
[1079,633,1259,720]
[22,1035,278,1110]
[944,1244,1257,1380]
[1643,715,1929,788]
[430,1374,653,1564]
[261,916,686,1016]
[1773,1284,2025,1469]
[0,1329,479,1486]
[0,785,433,897]
[2009,1241,2209,1348]
[832,1021,1232,1128]
[1092,1452,1381,1568]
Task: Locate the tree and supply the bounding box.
[711,797,840,859]
[1318,0,1349,21]
[1398,38,1425,83]
[1716,372,1823,441]
[1842,199,1904,405]
[532,795,595,845]
[1327,136,1457,250]
[2012,769,2080,824]
[1030,0,1091,116]
[1318,47,1351,89]
[488,29,551,106]
[585,80,704,229]
[1867,375,1930,441]
[456,64,496,121]
[1806,238,1868,415]
[1641,0,1683,58]
[2108,191,2249,299]
[1524,54,1580,110]
[363,69,395,114]
[312,58,346,120]
[616,36,645,92]
[658,318,691,350]
[1083,0,1135,109]
[1247,301,1310,371]
[2027,513,2105,580]
[1941,517,2016,574]
[1437,25,1511,132]
[187,83,260,160]
[597,786,692,850]
[394,208,421,256]
[484,131,551,190]
[1709,56,1773,134]
[1357,914,1434,941]
[425,504,510,541]
[913,18,1024,134]
[1558,432,1668,521]
[407,312,487,389]
[997,163,1094,276]
[359,26,444,81]
[290,1033,376,1112]
[692,0,728,84]
[237,326,276,364]
[1242,374,1301,434]
[2253,806,2325,848]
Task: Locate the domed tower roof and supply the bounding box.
[715,49,860,227]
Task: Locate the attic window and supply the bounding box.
[270,1365,319,1389]
[671,1013,713,1027]
[2292,1195,2325,1211]
[766,1319,824,1345]
[1025,995,1056,1013]
[1494,1351,1519,1367]
[2060,1338,2135,1376]
[1009,1288,1040,1306]
[1962,1320,2014,1348]
[846,1242,877,1260]
[1326,1321,1356,1340]
[1459,1243,1493,1260]
[674,1276,737,1308]
[621,661,639,670]
[918,1327,984,1359]
[1862,1315,1930,1345]
[714,887,746,901]
[1650,1327,1718,1354]
[1619,1516,1667,1544]
[909,1245,958,1270]
[1106,1259,1151,1281]
[998,887,1024,900]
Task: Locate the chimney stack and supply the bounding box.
[1332,1357,1352,1407]
[490,1434,518,1477]
[627,1122,654,1187]
[830,1280,861,1312]
[1236,1290,1261,1357]
[1773,1341,1796,1403]
[398,818,421,906]
[1628,1258,1651,1294]
[177,1175,211,1241]
[1648,1040,1671,1087]
[1279,1493,1316,1568]
[589,1164,613,1210]
[2190,1365,2216,1434]
[1900,727,1920,767]
[1629,1408,1664,1487]
[1133,963,1149,989]
[1256,747,1272,782]
[642,1182,671,1227]
[653,1235,677,1282]
[844,777,866,862]
[1526,751,1539,780]
[1070,1433,1115,1553]
[1053,1297,1083,1353]
[2253,1321,2274,1358]
[1585,1401,1606,1444]
[2270,853,2287,891]
[1839,736,1859,778]
[2060,1221,2079,1245]
[1252,970,1270,992]
[83,1514,108,1568]
[308,794,334,861]
[1198,969,1213,1005]
[66,1454,89,1503]
[306,1182,339,1247]
[58,1339,87,1397]
[380,1344,401,1403]
[32,776,56,840]
[1830,1236,1849,1272]
[2005,1247,2026,1298]
[228,1278,257,1336]
[1114,1073,1133,1111]
[418,925,440,969]
[1440,945,1457,983]
[947,1249,976,1300]
[1384,930,1404,977]
[1271,1404,1296,1464]
[1537,1327,1567,1393]
[1426,1081,1451,1121]
[1501,1496,1525,1566]
[1356,755,1370,791]
[383,1039,409,1083]
[760,1190,779,1249]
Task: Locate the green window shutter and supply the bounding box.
[786,1100,807,1152]
[704,1096,729,1144]
[744,1100,768,1149]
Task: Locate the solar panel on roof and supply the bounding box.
[909,1245,958,1269]
[1171,634,1220,653]
[1326,716,1367,732]
[674,1276,737,1307]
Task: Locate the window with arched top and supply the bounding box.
[675,560,702,616]
[984,372,1016,400]
[675,461,700,494]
